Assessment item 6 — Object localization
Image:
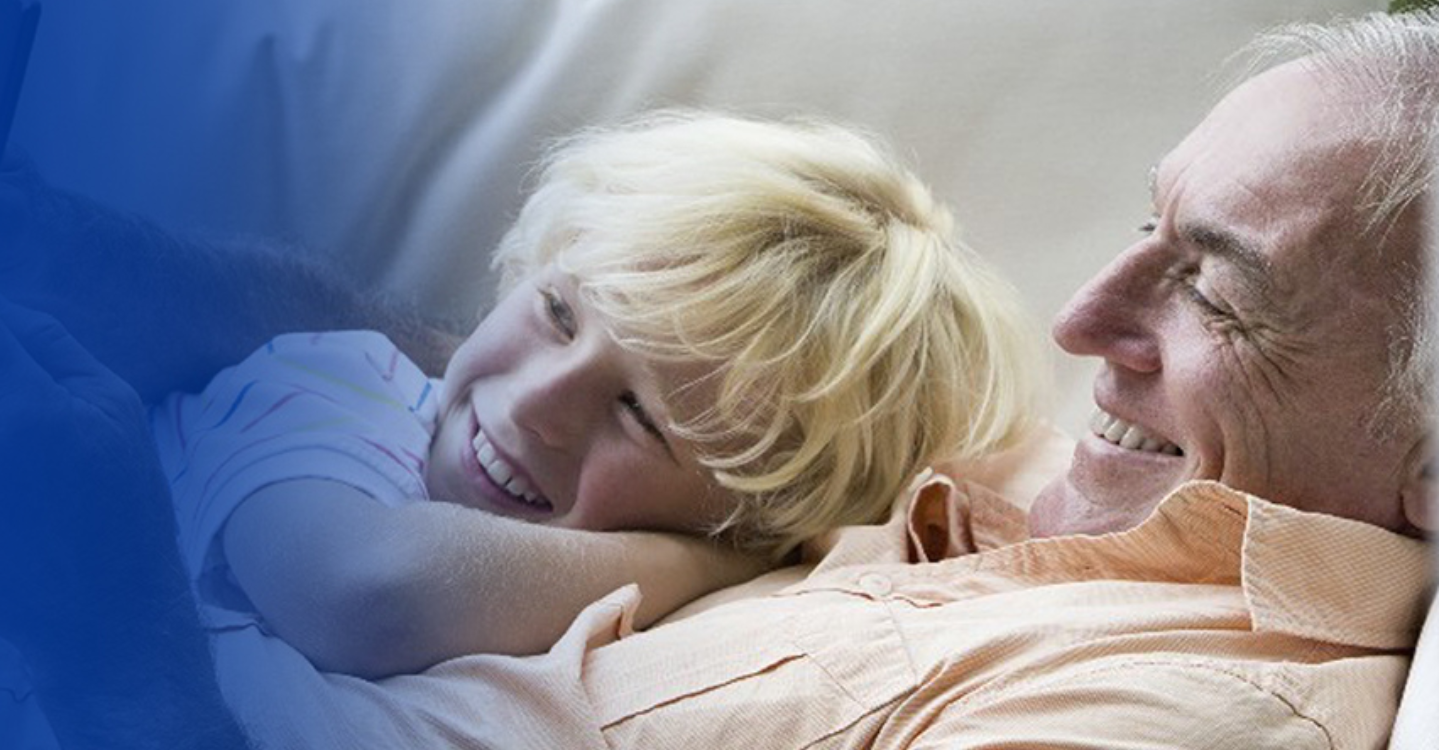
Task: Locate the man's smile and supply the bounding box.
[1089,408,1183,456]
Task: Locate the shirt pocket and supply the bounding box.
[586,593,916,749]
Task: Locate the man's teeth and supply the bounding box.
[472,432,546,506]
[1090,410,1183,456]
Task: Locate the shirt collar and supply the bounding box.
[805,474,1431,651]
[1235,484,1431,649]
[803,469,1031,576]
[1015,480,1432,650]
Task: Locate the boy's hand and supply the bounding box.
[673,533,773,588]
[623,531,772,630]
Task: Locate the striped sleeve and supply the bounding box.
[151,330,441,589]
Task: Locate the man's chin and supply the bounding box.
[1027,477,1076,538]
[1027,474,1173,538]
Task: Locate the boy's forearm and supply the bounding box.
[606,532,770,630]
[375,503,767,667]
[224,483,588,677]
[226,482,762,678]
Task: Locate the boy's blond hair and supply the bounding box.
[494,111,1045,555]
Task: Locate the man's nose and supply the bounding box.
[1051,243,1163,374]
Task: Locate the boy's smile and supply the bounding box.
[425,264,735,533]
[463,407,552,515]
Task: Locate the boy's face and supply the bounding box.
[426,264,736,533]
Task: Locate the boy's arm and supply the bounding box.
[223,479,767,679]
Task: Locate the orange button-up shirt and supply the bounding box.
[216,477,1430,749]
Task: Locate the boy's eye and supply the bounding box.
[619,391,668,445]
[1138,215,1160,234]
[540,287,577,339]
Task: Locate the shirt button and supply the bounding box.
[857,573,893,597]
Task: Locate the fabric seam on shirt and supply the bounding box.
[603,655,809,726]
[883,598,923,687]
[792,601,919,711]
[802,695,908,750]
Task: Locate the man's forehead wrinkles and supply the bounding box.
[1146,155,1275,293]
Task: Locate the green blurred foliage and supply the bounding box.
[1390,0,1437,13]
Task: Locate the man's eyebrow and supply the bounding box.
[1147,164,1274,302]
[1180,222,1274,297]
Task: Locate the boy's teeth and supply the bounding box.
[472,432,547,506]
[504,474,533,498]
[1089,409,1183,456]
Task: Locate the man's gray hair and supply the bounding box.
[1240,9,1439,439]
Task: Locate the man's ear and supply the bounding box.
[1400,436,1435,535]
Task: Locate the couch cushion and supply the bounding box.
[11,0,1388,430]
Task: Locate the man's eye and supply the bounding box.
[540,287,577,339]
[1182,282,1229,317]
[1180,274,1236,321]
[1165,267,1233,320]
[619,391,667,443]
[1138,215,1160,234]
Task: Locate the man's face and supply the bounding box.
[1030,61,1427,537]
[425,264,734,532]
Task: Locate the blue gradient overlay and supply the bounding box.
[2,2,344,747]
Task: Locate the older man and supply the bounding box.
[1,9,1434,750]
[1030,43,1434,542]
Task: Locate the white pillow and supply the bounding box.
[1391,592,1438,749]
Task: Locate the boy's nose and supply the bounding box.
[507,346,611,450]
